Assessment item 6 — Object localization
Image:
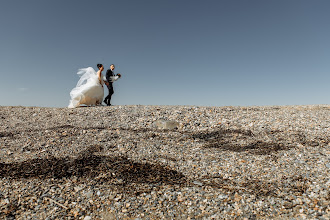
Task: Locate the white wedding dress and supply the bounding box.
[68,67,104,108]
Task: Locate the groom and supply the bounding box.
[104,64,119,106]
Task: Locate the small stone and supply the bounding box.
[74,186,83,192]
[218,194,228,200]
[234,193,242,202]
[83,216,92,220]
[193,181,203,186]
[283,201,293,209]
[154,120,180,129]
[114,195,122,202]
[85,191,93,198]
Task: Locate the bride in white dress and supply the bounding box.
[68,64,105,108]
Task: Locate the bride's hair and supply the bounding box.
[97,64,103,69]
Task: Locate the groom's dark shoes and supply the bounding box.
[103,99,111,106]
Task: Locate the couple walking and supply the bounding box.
[68,64,121,108]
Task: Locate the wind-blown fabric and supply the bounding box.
[68,67,104,108]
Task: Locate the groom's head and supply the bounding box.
[110,64,115,70]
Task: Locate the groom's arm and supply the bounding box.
[110,75,119,82]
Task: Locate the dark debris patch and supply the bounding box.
[0,131,15,138]
[192,128,290,155]
[48,125,76,130]
[192,174,310,199]
[0,146,186,186]
[206,139,289,155]
[0,202,18,219]
[235,141,288,155]
[193,128,254,139]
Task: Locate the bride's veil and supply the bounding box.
[75,67,97,87]
[68,67,99,108]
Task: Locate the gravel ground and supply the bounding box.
[0,105,329,219]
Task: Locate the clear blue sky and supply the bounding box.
[1,0,329,107]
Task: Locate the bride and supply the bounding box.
[68,64,105,108]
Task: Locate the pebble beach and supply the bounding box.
[0,105,329,219]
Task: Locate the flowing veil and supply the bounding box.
[75,67,98,87]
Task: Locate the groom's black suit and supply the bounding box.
[104,69,114,106]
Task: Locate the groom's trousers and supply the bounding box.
[104,82,114,105]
